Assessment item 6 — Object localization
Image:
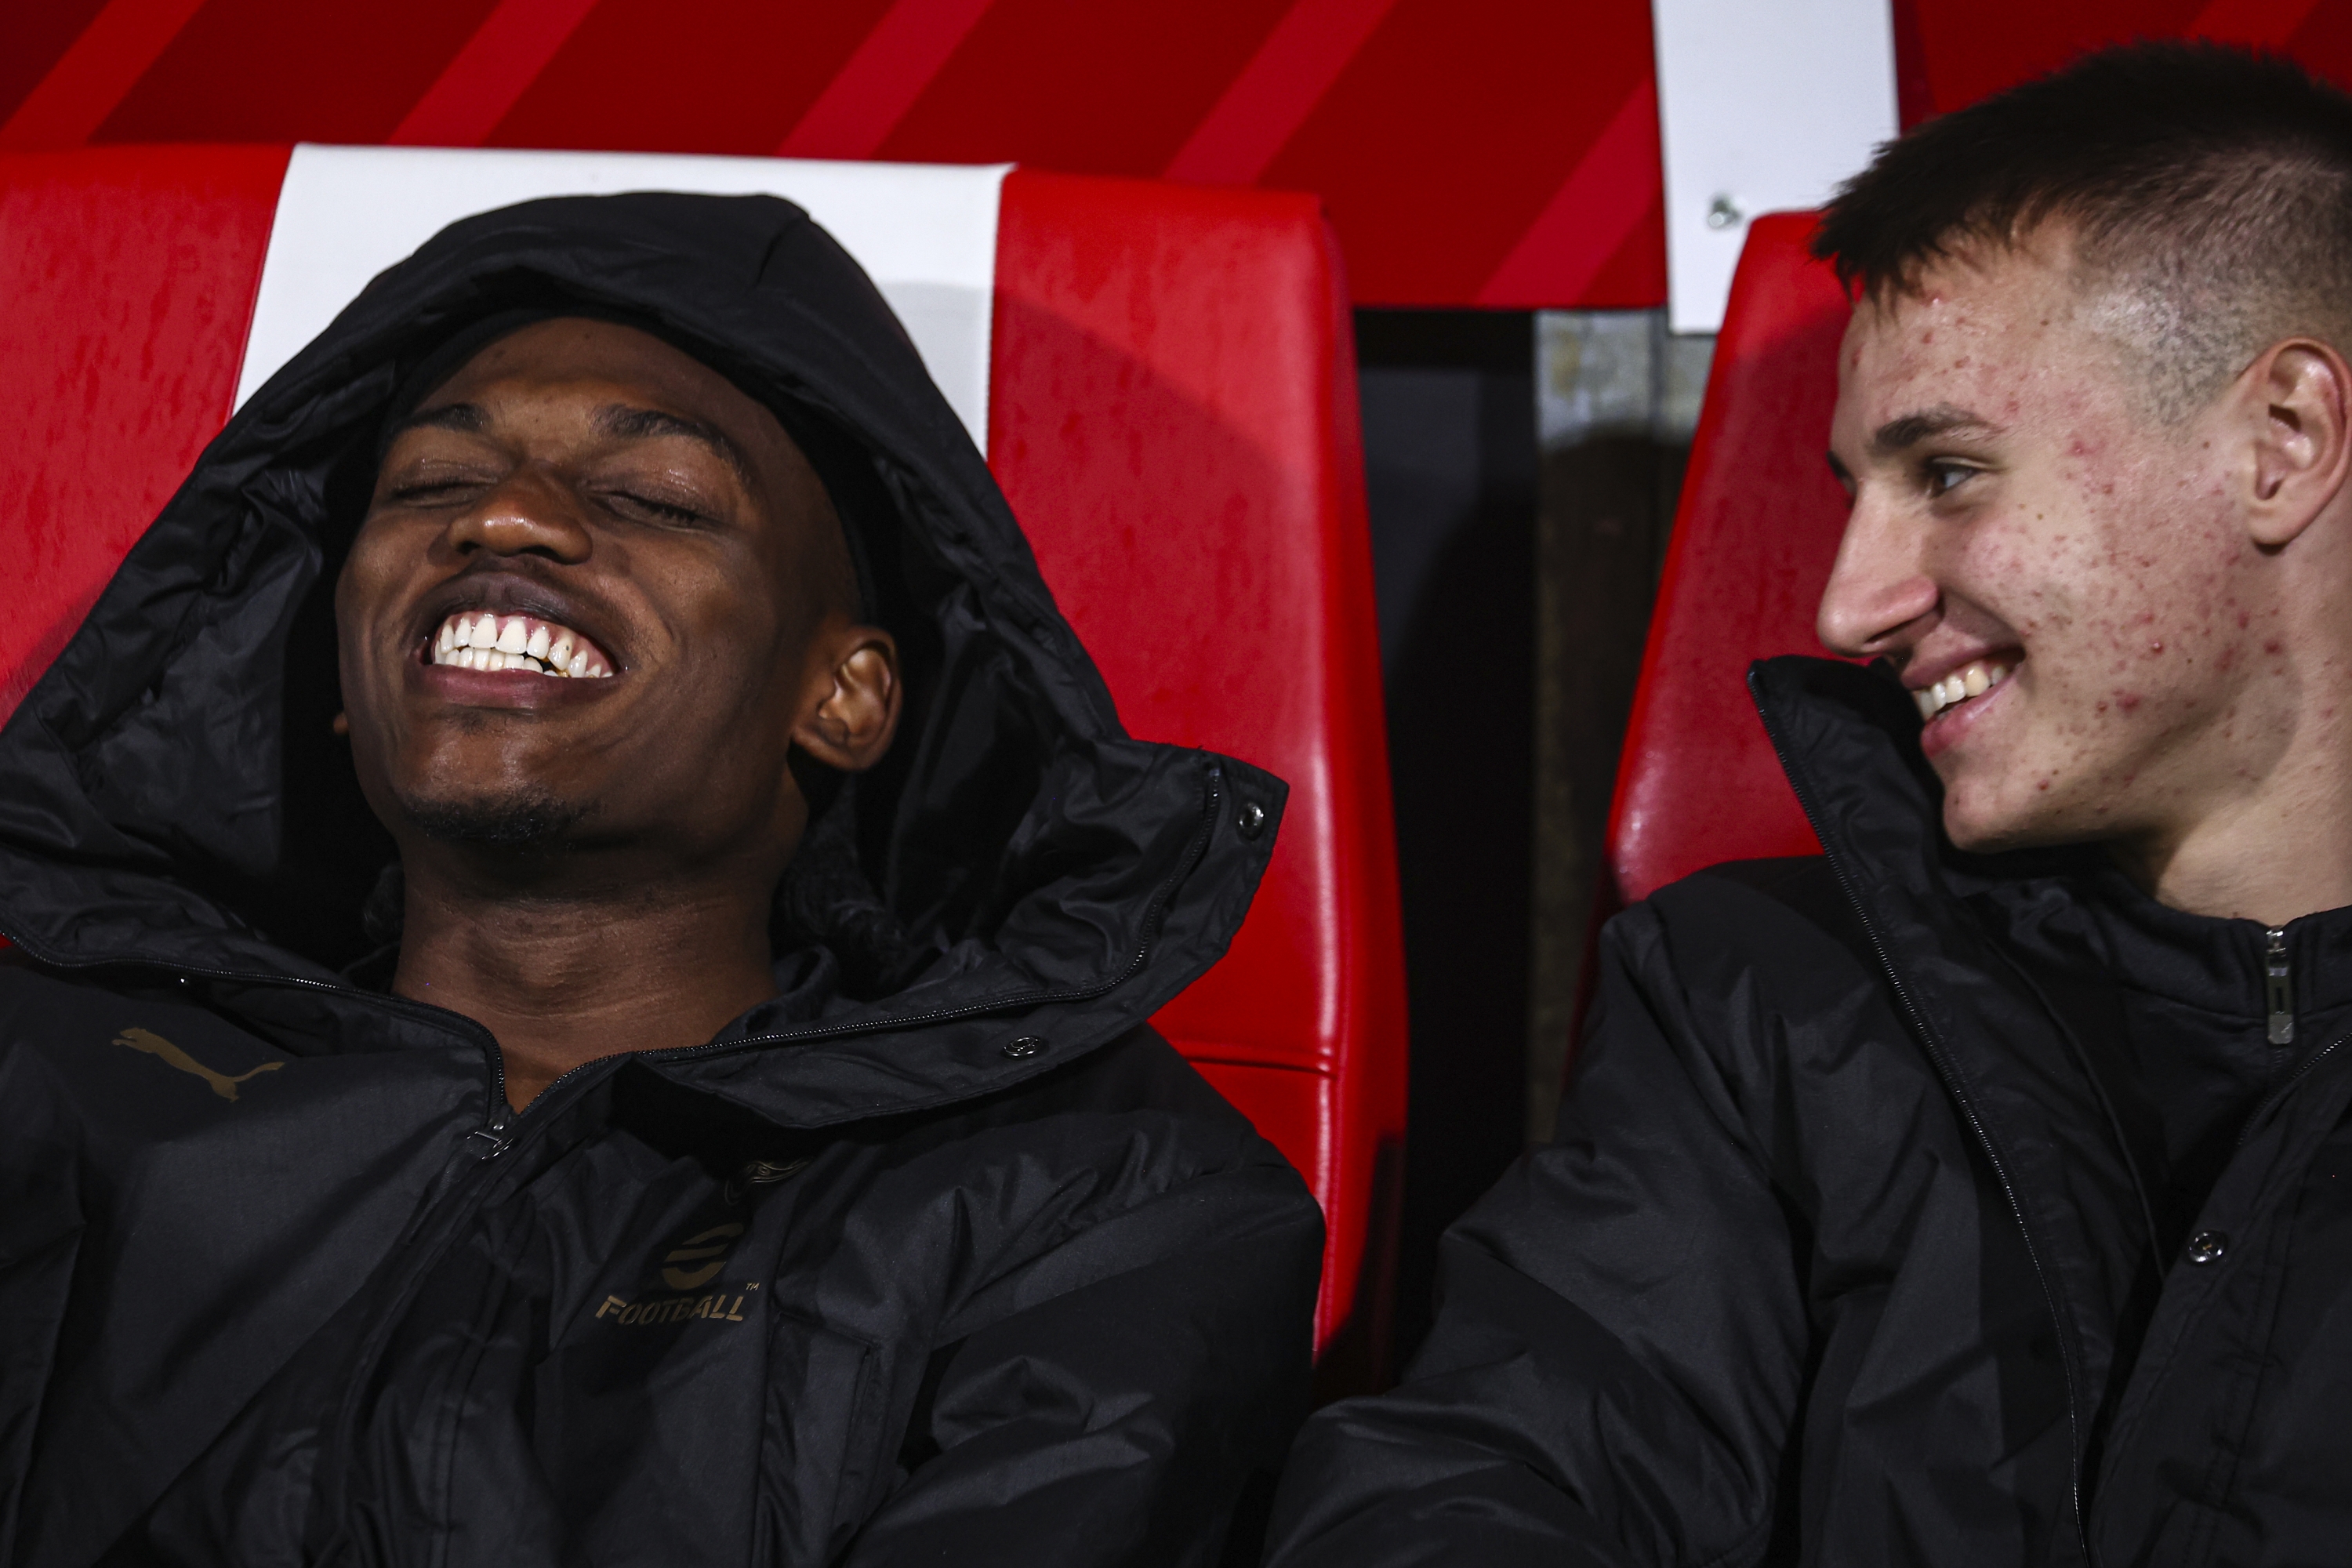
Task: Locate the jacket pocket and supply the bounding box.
[753,1313,886,1565]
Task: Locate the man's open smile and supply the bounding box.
[427,611,614,678]
[1909,654,2017,722]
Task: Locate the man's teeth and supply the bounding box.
[1914,659,2013,720]
[430,612,611,678]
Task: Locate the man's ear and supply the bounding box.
[2242,338,2352,548]
[791,620,901,772]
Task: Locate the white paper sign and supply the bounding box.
[1651,0,1896,332]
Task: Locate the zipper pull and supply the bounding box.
[463,1127,512,1160]
[2267,926,2296,1046]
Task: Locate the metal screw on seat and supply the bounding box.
[2186,1230,2229,1265]
[1001,1036,1045,1060]
[1236,801,1267,839]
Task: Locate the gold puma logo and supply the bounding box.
[113,1027,283,1102]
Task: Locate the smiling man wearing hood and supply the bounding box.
[0,191,1321,1565]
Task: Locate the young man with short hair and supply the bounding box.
[1269,42,2352,1566]
[0,191,1319,1564]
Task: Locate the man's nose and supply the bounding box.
[1816,492,1939,658]
[445,469,593,563]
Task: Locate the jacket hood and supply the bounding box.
[0,191,1284,1119]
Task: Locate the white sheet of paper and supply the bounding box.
[1651,0,1896,333]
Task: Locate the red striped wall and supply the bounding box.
[0,0,1664,309]
[5,0,2350,311]
[1896,0,2352,125]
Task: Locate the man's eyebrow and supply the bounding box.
[1870,405,2002,456]
[593,403,754,486]
[390,401,488,439]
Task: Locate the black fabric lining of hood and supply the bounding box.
[0,191,1287,1066]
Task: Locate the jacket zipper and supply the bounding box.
[2265,927,2295,1046]
[2233,921,2352,1149]
[2238,1037,2351,1152]
[1752,688,2096,1566]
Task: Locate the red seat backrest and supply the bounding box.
[992,172,1406,1359]
[0,145,290,718]
[0,150,1406,1360]
[1605,211,1853,903]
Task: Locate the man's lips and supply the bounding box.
[424,610,613,679]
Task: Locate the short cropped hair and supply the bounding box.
[1814,42,2352,420]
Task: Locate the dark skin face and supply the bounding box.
[336,318,900,1108]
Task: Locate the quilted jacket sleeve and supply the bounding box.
[844,1141,1326,1568]
[1264,898,1810,1568]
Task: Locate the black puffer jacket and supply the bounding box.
[0,193,1321,1567]
[1268,656,2352,1568]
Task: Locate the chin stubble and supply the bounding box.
[401,789,593,851]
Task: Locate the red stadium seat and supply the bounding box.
[0,146,289,721]
[0,148,1407,1362]
[993,172,1406,1363]
[1605,211,1853,904]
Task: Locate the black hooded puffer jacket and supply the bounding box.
[0,192,1322,1567]
[1268,657,2352,1568]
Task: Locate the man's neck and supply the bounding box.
[390,850,782,1111]
[2115,750,2352,927]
